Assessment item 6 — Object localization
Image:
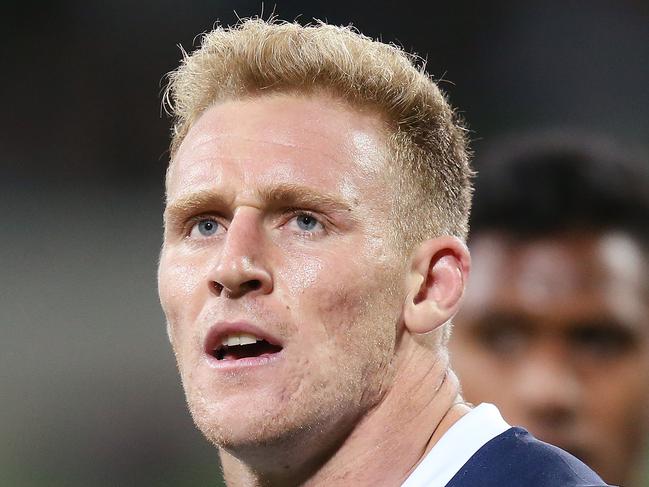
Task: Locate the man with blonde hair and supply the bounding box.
[157,19,608,486]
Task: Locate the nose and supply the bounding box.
[514,342,581,431]
[208,207,273,299]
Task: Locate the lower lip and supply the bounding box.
[203,350,284,370]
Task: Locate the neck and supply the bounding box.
[219,345,468,487]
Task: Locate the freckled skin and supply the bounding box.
[450,232,649,486]
[158,94,409,476]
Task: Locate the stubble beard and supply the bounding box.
[179,297,400,468]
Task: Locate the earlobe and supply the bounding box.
[403,237,470,335]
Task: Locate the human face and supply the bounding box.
[450,231,649,484]
[158,93,406,456]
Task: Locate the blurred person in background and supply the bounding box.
[450,132,649,487]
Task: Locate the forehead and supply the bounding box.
[465,231,648,324]
[166,93,389,203]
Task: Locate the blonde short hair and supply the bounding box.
[164,19,473,250]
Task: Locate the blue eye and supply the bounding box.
[296,214,320,231]
[192,218,220,237]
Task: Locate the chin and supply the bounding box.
[188,391,357,465]
[202,417,322,463]
[187,394,299,450]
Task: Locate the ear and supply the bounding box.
[403,236,471,335]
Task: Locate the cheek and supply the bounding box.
[276,246,357,323]
[312,263,398,363]
[586,357,649,429]
[316,286,367,338]
[277,250,325,297]
[158,251,206,341]
[578,364,649,466]
[284,243,396,331]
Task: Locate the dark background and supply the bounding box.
[2,1,648,486]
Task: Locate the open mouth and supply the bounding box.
[211,333,283,361]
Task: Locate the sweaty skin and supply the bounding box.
[158,93,469,486]
[451,232,649,486]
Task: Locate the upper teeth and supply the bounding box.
[221,333,262,347]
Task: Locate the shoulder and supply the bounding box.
[445,427,611,487]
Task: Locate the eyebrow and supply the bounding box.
[164,183,354,227]
[164,191,229,225]
[256,183,352,213]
